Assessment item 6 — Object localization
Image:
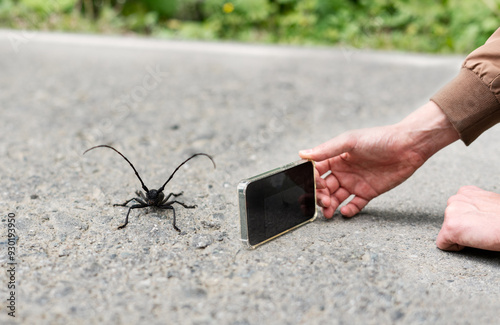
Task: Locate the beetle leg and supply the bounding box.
[163,200,196,209]
[159,205,180,232]
[161,192,184,205]
[136,191,147,201]
[117,203,147,229]
[114,197,146,207]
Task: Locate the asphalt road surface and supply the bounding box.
[1,30,500,324]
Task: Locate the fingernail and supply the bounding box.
[299,149,312,155]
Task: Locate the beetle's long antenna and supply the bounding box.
[83,145,149,192]
[158,153,216,193]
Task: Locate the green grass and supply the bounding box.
[1,0,499,53]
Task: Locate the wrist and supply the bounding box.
[396,101,460,160]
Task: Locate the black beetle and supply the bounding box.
[84,145,215,231]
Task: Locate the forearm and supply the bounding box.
[395,100,460,160]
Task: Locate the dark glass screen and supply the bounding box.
[245,161,315,246]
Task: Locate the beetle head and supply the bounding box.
[146,189,164,205]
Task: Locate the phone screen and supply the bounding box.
[240,160,316,247]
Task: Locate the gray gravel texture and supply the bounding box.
[1,30,500,324]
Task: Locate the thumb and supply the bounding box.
[435,228,465,251]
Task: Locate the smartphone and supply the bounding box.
[238,159,317,249]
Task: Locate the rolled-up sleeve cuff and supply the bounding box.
[431,67,500,145]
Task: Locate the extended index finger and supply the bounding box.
[299,132,356,162]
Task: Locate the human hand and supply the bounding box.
[436,186,500,251]
[299,125,427,218]
[299,101,459,218]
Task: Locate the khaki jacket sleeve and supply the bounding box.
[431,28,500,145]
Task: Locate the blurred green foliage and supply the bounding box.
[0,0,499,53]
